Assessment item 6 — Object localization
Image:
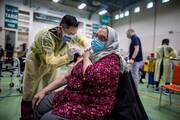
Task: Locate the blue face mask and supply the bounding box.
[91,38,106,53]
[63,34,75,42]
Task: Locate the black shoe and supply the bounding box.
[139,79,144,84]
[154,88,160,93]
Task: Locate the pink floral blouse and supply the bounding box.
[52,53,120,120]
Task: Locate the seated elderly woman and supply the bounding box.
[33,26,124,120]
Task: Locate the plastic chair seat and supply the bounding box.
[163,84,180,93]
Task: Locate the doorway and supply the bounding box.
[5,30,15,58]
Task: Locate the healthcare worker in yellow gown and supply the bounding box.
[20,15,88,120]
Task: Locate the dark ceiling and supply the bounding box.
[54,0,143,13]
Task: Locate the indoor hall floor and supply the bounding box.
[0,76,180,120]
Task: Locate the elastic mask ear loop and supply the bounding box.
[59,26,64,37]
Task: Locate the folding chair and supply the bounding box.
[159,64,180,109]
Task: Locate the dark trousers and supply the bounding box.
[33,93,69,120]
[148,72,155,85]
[0,61,2,75]
[20,100,33,120]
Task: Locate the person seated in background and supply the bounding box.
[32,26,125,120]
[154,38,177,92]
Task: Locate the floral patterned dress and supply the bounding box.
[52,53,120,120]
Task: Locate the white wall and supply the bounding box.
[112,0,180,56]
[113,11,131,54]
[155,0,180,52]
[131,2,155,53]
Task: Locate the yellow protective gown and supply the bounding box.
[154,45,177,83]
[22,27,88,101]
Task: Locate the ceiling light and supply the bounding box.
[124,10,129,17]
[98,9,107,15]
[52,0,59,3]
[114,14,119,20]
[134,7,140,13]
[162,0,170,3]
[120,13,124,18]
[147,2,153,8]
[78,3,86,9]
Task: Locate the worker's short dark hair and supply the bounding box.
[60,15,78,28]
[162,38,169,45]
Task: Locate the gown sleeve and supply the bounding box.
[41,32,70,67]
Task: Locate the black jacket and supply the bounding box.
[106,72,148,120]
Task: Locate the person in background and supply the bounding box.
[20,15,88,120]
[16,43,28,73]
[147,53,156,87]
[142,59,150,84]
[154,39,177,92]
[127,29,143,89]
[32,26,123,120]
[0,45,4,77]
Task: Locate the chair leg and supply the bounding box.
[169,92,172,106]
[159,86,163,110]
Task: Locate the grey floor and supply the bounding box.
[0,76,180,120]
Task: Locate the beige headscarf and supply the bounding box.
[90,26,127,73]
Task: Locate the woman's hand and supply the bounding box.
[32,90,46,108]
[83,48,91,59]
[83,48,92,75]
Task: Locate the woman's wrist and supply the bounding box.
[131,57,135,60]
[42,88,49,95]
[83,57,90,61]
[40,90,46,95]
